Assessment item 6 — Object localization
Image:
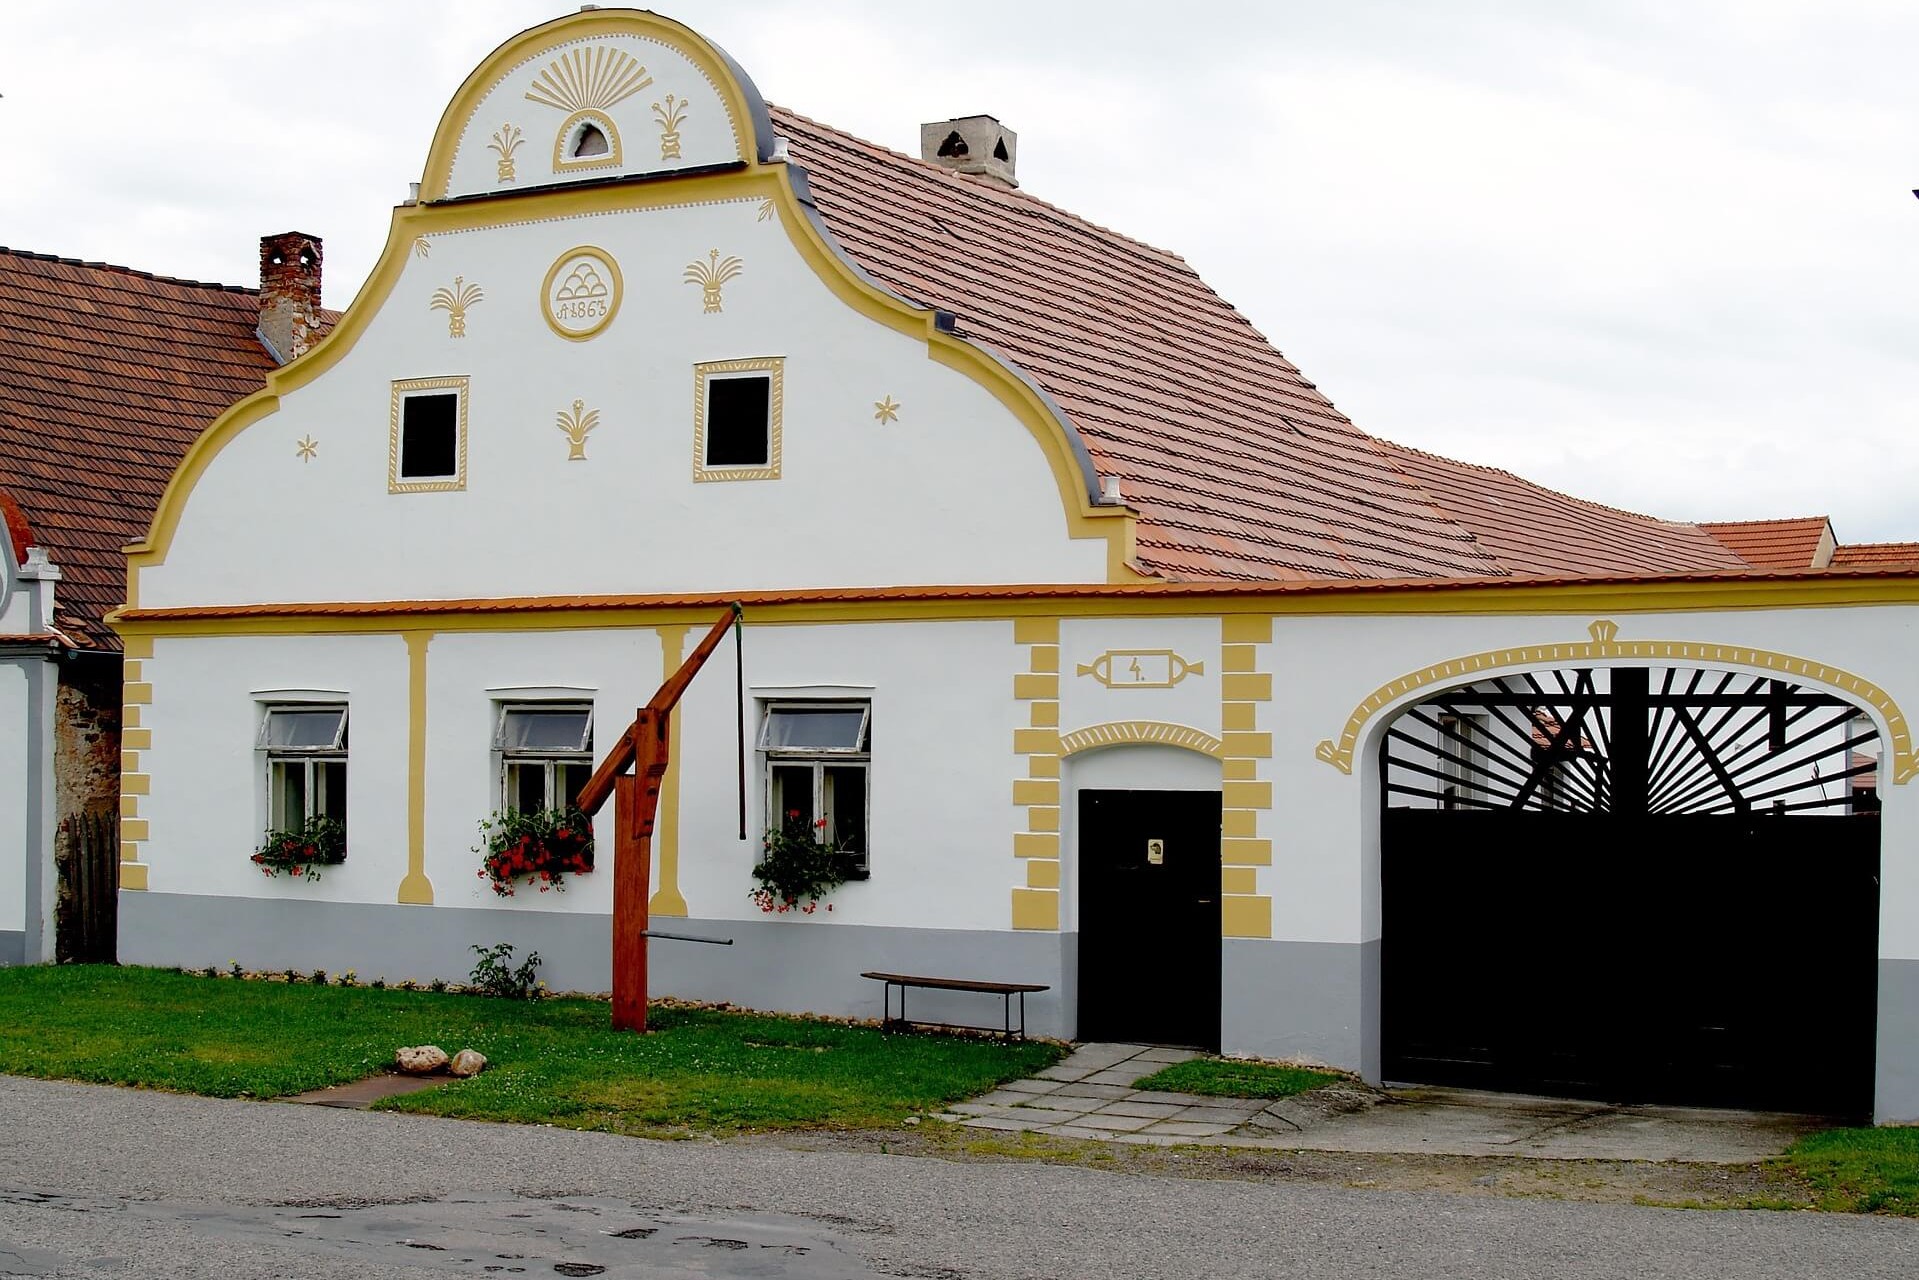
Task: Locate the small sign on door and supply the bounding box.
[1146,839,1165,865]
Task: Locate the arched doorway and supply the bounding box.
[1378,662,1881,1114]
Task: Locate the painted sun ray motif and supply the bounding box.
[683,249,744,313]
[524,45,653,113]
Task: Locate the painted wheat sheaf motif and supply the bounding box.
[684,250,743,313]
[524,46,653,113]
[430,276,484,337]
[556,399,600,461]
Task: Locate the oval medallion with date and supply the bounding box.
[541,246,623,341]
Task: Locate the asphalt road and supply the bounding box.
[0,1075,1913,1279]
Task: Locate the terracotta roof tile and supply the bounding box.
[1831,542,1919,567]
[1697,517,1834,570]
[0,247,334,649]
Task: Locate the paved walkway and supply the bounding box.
[938,1043,1825,1162]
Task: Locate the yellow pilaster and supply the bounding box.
[397,632,436,905]
[119,659,153,889]
[1012,617,1061,929]
[1219,614,1273,937]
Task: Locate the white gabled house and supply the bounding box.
[110,8,1919,1122]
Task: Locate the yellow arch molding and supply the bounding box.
[122,9,1141,606]
[1061,721,1224,758]
[1314,619,1916,784]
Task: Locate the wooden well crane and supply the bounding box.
[575,603,743,1032]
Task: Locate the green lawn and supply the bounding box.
[0,966,1061,1135]
[1130,1056,1343,1099]
[1779,1127,1919,1216]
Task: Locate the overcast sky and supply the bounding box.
[4,1,1915,540]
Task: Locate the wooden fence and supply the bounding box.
[56,808,117,964]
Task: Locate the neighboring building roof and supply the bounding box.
[1832,542,1919,567]
[0,247,329,649]
[775,108,1772,584]
[1698,517,1836,571]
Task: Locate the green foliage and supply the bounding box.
[475,808,594,898]
[0,966,1062,1133]
[1130,1057,1344,1100]
[468,943,544,999]
[250,815,347,882]
[749,811,858,914]
[1780,1127,1919,1215]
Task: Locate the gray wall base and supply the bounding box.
[119,893,1074,1037]
[1222,938,1377,1078]
[0,930,23,967]
[1877,959,1919,1124]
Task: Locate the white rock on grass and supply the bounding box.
[448,1049,488,1078]
[395,1045,449,1075]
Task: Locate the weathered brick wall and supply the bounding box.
[55,656,121,818]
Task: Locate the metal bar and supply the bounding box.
[640,929,734,945]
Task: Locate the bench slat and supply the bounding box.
[860,971,1049,995]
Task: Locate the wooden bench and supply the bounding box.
[860,971,1050,1041]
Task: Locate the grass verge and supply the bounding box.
[1777,1127,1919,1216]
[1130,1057,1343,1099]
[0,965,1061,1135]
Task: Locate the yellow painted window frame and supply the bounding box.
[692,356,784,483]
[388,375,470,494]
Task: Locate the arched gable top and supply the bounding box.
[420,9,779,202]
[1315,619,1915,785]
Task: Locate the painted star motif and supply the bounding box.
[873,396,901,424]
[295,435,319,462]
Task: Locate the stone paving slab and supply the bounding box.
[1044,1082,1135,1101]
[1069,1113,1157,1133]
[957,1115,1040,1132]
[998,1078,1063,1096]
[1091,1100,1191,1120]
[1130,1048,1201,1064]
[1142,1121,1237,1138]
[1082,1068,1150,1086]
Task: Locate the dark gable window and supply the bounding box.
[401,392,460,479]
[704,375,770,467]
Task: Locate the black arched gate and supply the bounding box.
[1380,665,1880,1115]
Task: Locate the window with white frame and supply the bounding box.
[495,703,594,813]
[760,701,870,874]
[1437,711,1489,810]
[259,705,348,831]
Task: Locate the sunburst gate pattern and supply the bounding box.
[524,46,653,113]
[683,250,743,313]
[429,276,485,337]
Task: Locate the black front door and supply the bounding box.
[1078,789,1222,1049]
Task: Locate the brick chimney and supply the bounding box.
[258,232,323,364]
[920,115,1017,190]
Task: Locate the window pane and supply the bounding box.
[499,707,591,752]
[508,762,546,814]
[264,707,346,750]
[271,761,307,829]
[400,393,459,478]
[770,764,815,836]
[559,762,593,810]
[824,764,866,856]
[761,707,867,752]
[705,375,770,466]
[317,761,347,824]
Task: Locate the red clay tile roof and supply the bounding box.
[1698,517,1834,570]
[1832,542,1919,567]
[776,108,1768,584]
[0,247,333,649]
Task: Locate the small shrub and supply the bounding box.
[310,968,328,986]
[228,960,244,979]
[468,942,544,999]
[338,970,358,988]
[428,978,447,993]
[369,976,385,990]
[202,964,219,979]
[397,979,418,992]
[749,811,859,914]
[283,968,300,984]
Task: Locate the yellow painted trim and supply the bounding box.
[1029,701,1060,729]
[692,357,784,482]
[119,795,140,819]
[1223,895,1273,939]
[650,624,691,917]
[119,862,149,891]
[1014,728,1061,755]
[1223,781,1272,809]
[1012,779,1059,806]
[1222,616,1273,644]
[1315,618,1918,783]
[1027,754,1061,779]
[398,632,435,905]
[120,635,154,659]
[122,660,143,683]
[1222,702,1257,732]
[121,819,149,842]
[1222,809,1258,839]
[1027,806,1060,833]
[122,704,142,729]
[1014,832,1059,859]
[540,245,625,341]
[1059,721,1223,758]
[120,841,143,863]
[1222,673,1272,702]
[1223,645,1257,673]
[1221,867,1257,895]
[120,751,141,773]
[122,729,152,750]
[1013,673,1058,700]
[1013,618,1060,644]
[123,683,152,705]
[551,109,624,173]
[1221,732,1272,759]
[1011,888,1059,931]
[388,376,470,494]
[1029,646,1060,674]
[1223,758,1258,781]
[1026,859,1061,889]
